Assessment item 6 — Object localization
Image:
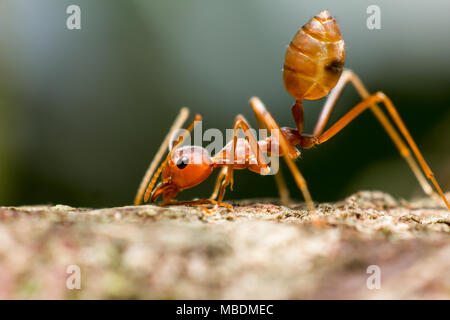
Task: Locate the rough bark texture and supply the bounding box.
[0,191,449,299]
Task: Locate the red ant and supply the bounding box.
[134,11,450,211]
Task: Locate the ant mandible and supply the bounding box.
[134,10,450,211]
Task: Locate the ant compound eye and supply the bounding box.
[176,156,189,169]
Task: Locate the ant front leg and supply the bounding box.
[210,166,227,201]
[253,105,292,205]
[212,114,271,206]
[142,113,203,204]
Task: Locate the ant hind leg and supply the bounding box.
[308,69,438,200]
[306,90,450,210]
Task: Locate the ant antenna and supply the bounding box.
[139,111,202,204]
[134,107,190,205]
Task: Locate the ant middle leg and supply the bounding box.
[273,169,291,205]
[253,104,294,204]
[249,97,314,211]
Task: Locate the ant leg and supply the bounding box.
[209,166,227,200]
[249,97,314,211]
[304,69,436,199]
[229,114,270,174]
[212,114,271,205]
[142,112,203,204]
[309,92,450,210]
[162,199,232,209]
[252,101,291,204]
[274,170,290,205]
[134,107,190,205]
[216,166,233,204]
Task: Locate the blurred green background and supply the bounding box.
[0,0,449,207]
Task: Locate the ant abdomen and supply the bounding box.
[283,10,346,101]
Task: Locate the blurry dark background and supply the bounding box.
[0,0,449,207]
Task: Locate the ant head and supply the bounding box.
[150,146,213,202]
